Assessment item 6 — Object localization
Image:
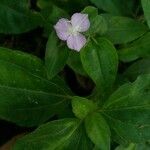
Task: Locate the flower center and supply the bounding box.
[68,26,79,36]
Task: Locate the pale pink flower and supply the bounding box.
[54,13,90,52]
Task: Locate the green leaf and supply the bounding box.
[142,0,150,28]
[13,118,93,150]
[123,59,150,81]
[0,0,41,34]
[82,6,98,18]
[67,51,87,76]
[45,32,69,79]
[103,15,148,44]
[90,0,135,16]
[81,38,118,93]
[82,6,107,36]
[85,112,111,150]
[0,47,46,77]
[115,142,150,150]
[115,143,136,150]
[87,15,108,36]
[119,32,150,62]
[0,49,70,126]
[72,96,98,119]
[102,74,150,143]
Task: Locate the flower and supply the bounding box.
[54,13,90,52]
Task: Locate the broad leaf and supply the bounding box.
[119,32,150,62]
[0,47,46,77]
[0,0,41,34]
[81,38,118,93]
[85,112,111,150]
[142,0,150,28]
[102,74,150,143]
[0,49,70,126]
[45,32,69,79]
[103,15,148,44]
[13,118,93,150]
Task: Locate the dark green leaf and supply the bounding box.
[0,49,70,126]
[103,15,148,44]
[67,51,87,76]
[123,59,150,81]
[40,4,68,36]
[0,47,46,77]
[45,32,69,79]
[0,0,41,34]
[81,38,118,93]
[85,112,111,150]
[102,74,150,143]
[90,0,135,16]
[119,32,150,62]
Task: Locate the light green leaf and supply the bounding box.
[142,0,150,28]
[103,15,148,44]
[0,0,41,34]
[103,74,150,143]
[13,118,93,150]
[119,32,150,62]
[81,38,118,93]
[85,112,111,150]
[72,96,98,119]
[45,32,69,79]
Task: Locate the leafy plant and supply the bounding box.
[0,0,149,150]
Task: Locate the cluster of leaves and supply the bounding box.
[0,0,150,150]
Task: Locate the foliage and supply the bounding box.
[0,0,149,150]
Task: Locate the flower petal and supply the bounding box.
[71,13,90,32]
[54,18,71,41]
[67,33,86,52]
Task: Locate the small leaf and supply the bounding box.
[103,15,148,44]
[81,38,118,93]
[72,96,97,119]
[45,32,69,79]
[82,6,107,36]
[85,112,111,150]
[142,0,150,28]
[82,6,98,18]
